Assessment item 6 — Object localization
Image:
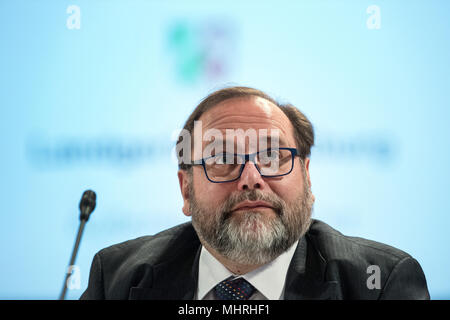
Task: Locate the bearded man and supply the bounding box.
[80,86,429,300]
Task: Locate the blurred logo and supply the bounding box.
[167,19,237,84]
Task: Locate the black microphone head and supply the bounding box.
[79,190,96,221]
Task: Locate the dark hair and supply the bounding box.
[177,86,314,170]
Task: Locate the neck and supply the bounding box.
[202,242,264,275]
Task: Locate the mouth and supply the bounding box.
[231,200,274,212]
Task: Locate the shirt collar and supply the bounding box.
[197,240,299,300]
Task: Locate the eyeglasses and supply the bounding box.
[191,147,299,183]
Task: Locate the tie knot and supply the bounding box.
[214,277,256,300]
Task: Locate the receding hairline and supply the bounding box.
[196,95,297,146]
[198,94,289,122]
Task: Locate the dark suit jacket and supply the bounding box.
[80,219,429,300]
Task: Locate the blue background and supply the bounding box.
[0,0,449,299]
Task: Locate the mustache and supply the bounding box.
[220,189,285,221]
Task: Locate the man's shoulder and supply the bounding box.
[96,222,198,268]
[82,222,200,299]
[307,219,412,264]
[305,219,429,299]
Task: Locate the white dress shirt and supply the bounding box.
[196,240,299,300]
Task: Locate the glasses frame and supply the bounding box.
[191,147,299,183]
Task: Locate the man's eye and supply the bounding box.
[215,156,224,164]
[262,150,280,159]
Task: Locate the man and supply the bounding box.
[80,86,429,300]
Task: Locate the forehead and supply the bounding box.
[198,96,296,146]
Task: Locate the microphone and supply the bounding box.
[59,190,96,300]
[79,190,96,221]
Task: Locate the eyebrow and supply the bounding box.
[202,135,290,149]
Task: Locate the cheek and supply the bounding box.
[193,173,231,207]
[269,172,305,203]
[271,185,300,204]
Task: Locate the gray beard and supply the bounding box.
[189,181,313,266]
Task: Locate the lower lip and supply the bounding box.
[233,206,273,212]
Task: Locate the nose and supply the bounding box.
[236,161,267,191]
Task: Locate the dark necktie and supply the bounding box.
[214,277,256,300]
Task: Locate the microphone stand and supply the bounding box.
[59,218,87,300]
[59,189,95,300]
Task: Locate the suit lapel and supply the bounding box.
[128,223,342,300]
[284,234,342,300]
[129,234,202,300]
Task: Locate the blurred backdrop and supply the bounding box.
[0,0,449,299]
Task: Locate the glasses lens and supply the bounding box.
[256,149,293,176]
[203,149,294,182]
[204,153,242,182]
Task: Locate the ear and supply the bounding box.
[304,157,312,188]
[303,157,315,202]
[178,170,192,216]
